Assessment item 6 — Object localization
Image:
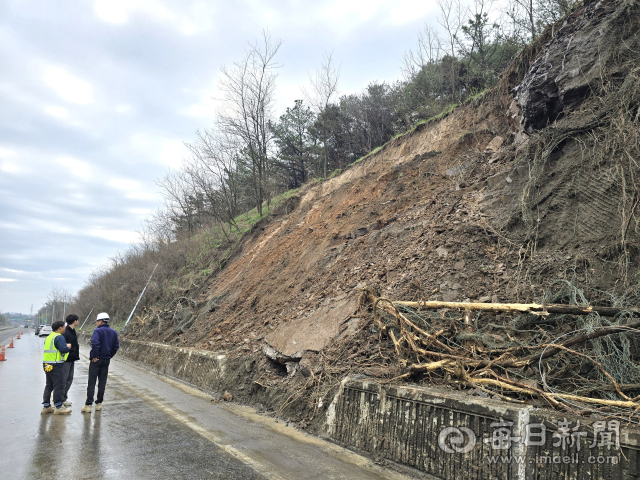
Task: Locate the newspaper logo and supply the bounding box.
[438,426,476,454]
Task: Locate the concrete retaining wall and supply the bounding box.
[86,336,640,479]
[79,335,229,392]
[328,379,640,480]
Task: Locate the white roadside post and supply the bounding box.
[79,308,95,330]
[124,263,159,329]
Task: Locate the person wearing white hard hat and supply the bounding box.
[81,312,119,413]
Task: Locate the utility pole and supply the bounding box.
[62,293,66,323]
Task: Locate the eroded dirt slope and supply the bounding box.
[127,0,640,419]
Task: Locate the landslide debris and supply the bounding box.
[128,0,640,425]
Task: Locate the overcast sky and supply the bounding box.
[0,0,441,315]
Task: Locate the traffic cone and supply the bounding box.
[0,346,5,361]
[8,338,14,348]
[16,332,21,339]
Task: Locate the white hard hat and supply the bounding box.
[96,312,110,321]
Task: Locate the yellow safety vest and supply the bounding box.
[43,332,68,364]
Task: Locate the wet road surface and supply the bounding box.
[0,325,25,346]
[0,331,413,479]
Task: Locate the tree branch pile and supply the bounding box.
[361,285,640,419]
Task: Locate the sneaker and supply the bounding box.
[53,407,72,415]
[95,403,103,411]
[41,406,55,415]
[81,405,92,413]
[63,401,72,406]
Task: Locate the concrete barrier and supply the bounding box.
[84,335,640,479]
[79,335,228,392]
[327,379,640,480]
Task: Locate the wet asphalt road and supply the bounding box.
[0,329,412,480]
[0,325,24,346]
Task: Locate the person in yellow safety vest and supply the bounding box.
[42,321,72,415]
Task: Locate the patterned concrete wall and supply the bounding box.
[79,335,228,392]
[328,379,640,480]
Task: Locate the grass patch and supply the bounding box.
[349,146,383,167]
[233,188,299,233]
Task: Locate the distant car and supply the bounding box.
[38,325,52,337]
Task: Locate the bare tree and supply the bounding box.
[156,169,203,236]
[184,128,243,236]
[437,0,464,100]
[401,24,442,79]
[506,0,537,41]
[217,30,282,216]
[507,0,577,42]
[303,51,341,179]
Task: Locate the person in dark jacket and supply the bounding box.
[42,321,72,415]
[61,314,80,406]
[82,312,119,413]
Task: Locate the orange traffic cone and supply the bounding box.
[0,346,5,361]
[16,332,21,339]
[8,338,14,348]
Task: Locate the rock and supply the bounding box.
[484,136,504,152]
[436,247,449,258]
[454,260,465,270]
[478,296,492,303]
[285,362,298,377]
[491,294,499,304]
[514,0,633,132]
[443,292,458,302]
[222,391,233,402]
[446,164,465,176]
[473,388,489,398]
[298,357,315,377]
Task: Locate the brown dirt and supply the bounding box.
[126,0,640,425]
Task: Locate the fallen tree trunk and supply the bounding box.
[394,300,640,318]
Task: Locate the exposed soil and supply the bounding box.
[126,0,640,427]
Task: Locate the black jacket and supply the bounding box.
[63,326,80,362]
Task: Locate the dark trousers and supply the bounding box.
[62,361,75,402]
[86,358,110,405]
[43,363,64,407]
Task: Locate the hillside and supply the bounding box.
[124,0,640,424]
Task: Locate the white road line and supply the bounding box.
[133,390,287,480]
